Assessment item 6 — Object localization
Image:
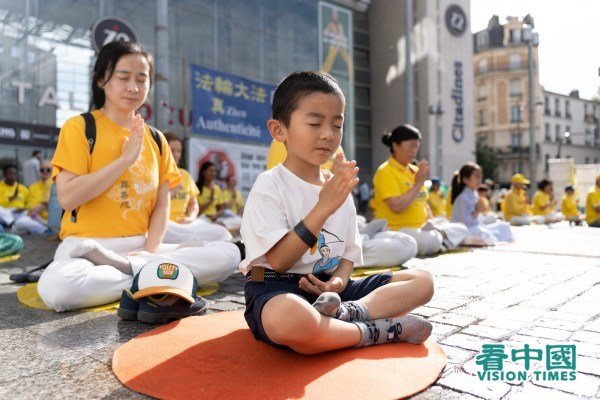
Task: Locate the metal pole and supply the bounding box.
[155,0,169,129]
[405,0,414,125]
[527,36,536,196]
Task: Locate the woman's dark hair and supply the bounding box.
[451,162,481,204]
[381,124,422,152]
[538,179,552,191]
[163,131,183,144]
[90,41,154,111]
[272,71,344,127]
[2,164,17,174]
[196,161,215,192]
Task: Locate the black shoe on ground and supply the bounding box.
[137,295,208,324]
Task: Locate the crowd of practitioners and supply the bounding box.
[1,41,599,322]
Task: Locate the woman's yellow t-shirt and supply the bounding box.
[51,110,181,239]
[532,190,552,215]
[0,181,29,209]
[169,168,199,222]
[26,179,53,219]
[561,194,579,218]
[198,183,224,218]
[222,189,244,215]
[503,187,530,221]
[586,186,600,224]
[445,187,453,218]
[373,156,428,229]
[428,190,446,218]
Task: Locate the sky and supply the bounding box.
[470,0,600,100]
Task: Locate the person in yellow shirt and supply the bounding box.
[222,175,244,216]
[0,164,29,228]
[427,178,446,218]
[37,41,240,312]
[162,132,231,244]
[11,160,53,235]
[586,174,600,227]
[476,184,498,224]
[532,179,563,223]
[373,124,468,255]
[561,185,582,226]
[196,161,225,220]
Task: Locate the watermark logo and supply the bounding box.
[476,344,577,382]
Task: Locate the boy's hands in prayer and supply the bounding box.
[315,153,359,218]
[299,274,346,295]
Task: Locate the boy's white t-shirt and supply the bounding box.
[240,164,363,275]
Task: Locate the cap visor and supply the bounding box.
[133,286,195,304]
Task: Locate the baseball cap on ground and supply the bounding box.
[131,260,199,304]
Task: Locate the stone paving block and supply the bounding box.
[0,357,148,400]
[441,333,490,352]
[0,327,88,384]
[532,372,600,397]
[412,306,443,318]
[533,317,584,332]
[570,330,600,345]
[424,299,464,311]
[431,322,459,337]
[576,355,600,377]
[206,291,245,304]
[410,384,480,400]
[437,371,511,399]
[510,383,579,400]
[543,311,592,323]
[429,313,478,328]
[438,344,477,366]
[477,317,530,331]
[492,306,547,322]
[556,302,600,317]
[575,341,600,359]
[207,301,245,311]
[582,320,600,333]
[460,325,513,340]
[518,326,573,341]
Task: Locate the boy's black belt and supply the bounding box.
[248,267,307,282]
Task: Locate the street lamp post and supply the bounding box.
[523,22,539,197]
[428,101,444,179]
[556,131,570,159]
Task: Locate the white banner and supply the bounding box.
[187,137,269,198]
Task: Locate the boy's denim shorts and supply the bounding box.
[243,271,393,349]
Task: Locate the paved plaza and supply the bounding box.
[0,224,599,399]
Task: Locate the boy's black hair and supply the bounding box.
[272,71,344,127]
[91,41,154,111]
[382,124,422,152]
[538,179,552,191]
[477,184,490,193]
[565,185,575,192]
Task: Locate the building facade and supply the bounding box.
[473,15,600,184]
[0,0,474,187]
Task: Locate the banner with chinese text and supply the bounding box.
[190,64,275,144]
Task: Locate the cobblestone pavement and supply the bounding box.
[0,224,599,399]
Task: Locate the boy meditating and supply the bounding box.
[240,71,433,354]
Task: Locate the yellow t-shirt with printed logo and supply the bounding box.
[198,183,224,218]
[51,110,181,239]
[428,190,446,218]
[532,190,552,215]
[222,189,244,215]
[0,181,29,209]
[169,168,199,222]
[373,156,428,229]
[503,187,530,221]
[586,186,600,224]
[26,179,53,219]
[561,194,579,218]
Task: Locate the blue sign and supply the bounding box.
[190,64,276,144]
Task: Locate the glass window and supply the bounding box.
[510,105,521,122]
[555,124,561,141]
[544,123,550,141]
[511,133,522,147]
[478,58,488,74]
[509,79,521,96]
[508,53,521,70]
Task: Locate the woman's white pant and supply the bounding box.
[163,219,232,243]
[12,215,48,235]
[38,235,240,312]
[510,215,546,226]
[360,231,417,267]
[467,222,513,244]
[399,221,468,256]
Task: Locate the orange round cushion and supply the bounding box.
[112,311,446,400]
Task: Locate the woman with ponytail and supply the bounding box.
[373,124,469,255]
[450,163,513,243]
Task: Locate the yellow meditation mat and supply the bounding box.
[351,265,404,278]
[17,282,220,312]
[0,254,21,264]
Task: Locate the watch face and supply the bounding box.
[445,5,467,37]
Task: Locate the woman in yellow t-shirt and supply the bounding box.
[532,179,563,223]
[162,133,231,243]
[0,164,29,228]
[196,161,225,220]
[11,160,52,235]
[218,174,244,232]
[372,124,468,255]
[586,174,600,227]
[37,41,240,312]
[427,178,446,218]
